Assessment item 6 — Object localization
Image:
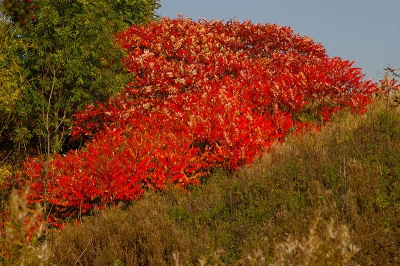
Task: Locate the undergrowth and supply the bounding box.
[0,187,50,265]
[41,98,400,265]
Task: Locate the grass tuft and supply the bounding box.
[0,187,50,265]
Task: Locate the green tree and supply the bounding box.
[0,22,20,140]
[0,20,31,157]
[1,0,160,218]
[1,0,37,27]
[1,0,160,157]
[0,21,29,196]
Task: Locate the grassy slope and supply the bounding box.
[49,99,400,266]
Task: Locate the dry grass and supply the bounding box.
[172,215,359,266]
[0,187,50,266]
[2,97,399,265]
[272,215,359,266]
[49,193,192,266]
[240,98,400,265]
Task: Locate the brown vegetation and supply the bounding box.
[38,97,399,265]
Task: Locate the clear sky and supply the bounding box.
[158,0,400,82]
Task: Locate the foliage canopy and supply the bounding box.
[5,17,377,226]
[0,0,160,157]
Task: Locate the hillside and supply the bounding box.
[45,98,400,266]
[1,6,398,266]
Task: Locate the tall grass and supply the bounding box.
[0,187,50,265]
[43,98,400,265]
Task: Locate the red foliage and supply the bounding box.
[18,125,208,225]
[9,18,377,226]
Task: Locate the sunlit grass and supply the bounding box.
[36,97,399,265]
[1,95,399,265]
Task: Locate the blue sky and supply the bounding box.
[158,0,400,82]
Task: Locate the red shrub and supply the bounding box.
[14,18,376,225]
